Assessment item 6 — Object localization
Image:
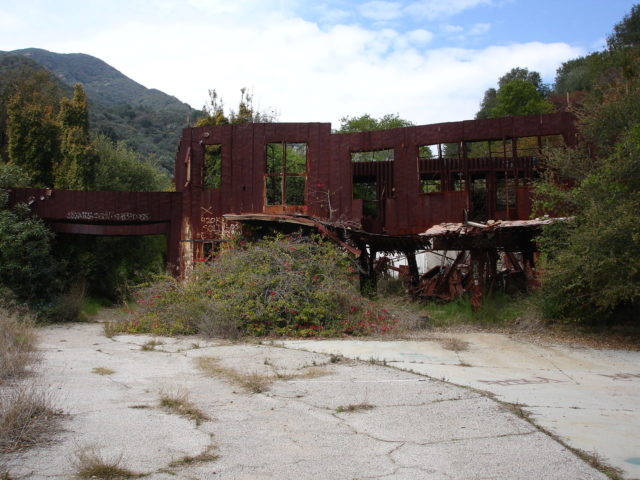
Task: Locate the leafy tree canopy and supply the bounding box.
[491,79,554,117]
[608,4,640,50]
[476,68,552,119]
[555,5,640,95]
[337,113,413,133]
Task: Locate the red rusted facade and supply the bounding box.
[8,112,576,276]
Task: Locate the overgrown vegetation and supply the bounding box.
[0,74,170,313]
[0,383,59,454]
[534,5,640,326]
[107,235,401,338]
[419,293,535,329]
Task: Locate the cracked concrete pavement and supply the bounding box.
[3,323,613,479]
[283,334,640,479]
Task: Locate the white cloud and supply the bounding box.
[406,28,434,44]
[404,0,493,20]
[359,1,404,21]
[469,22,491,36]
[441,24,464,34]
[3,2,583,128]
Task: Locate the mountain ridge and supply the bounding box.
[1,48,199,171]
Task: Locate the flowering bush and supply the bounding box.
[107,235,400,338]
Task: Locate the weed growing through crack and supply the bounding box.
[159,390,209,425]
[73,447,142,479]
[197,357,330,394]
[329,354,343,363]
[168,445,219,468]
[440,337,470,352]
[140,339,163,351]
[335,403,374,413]
[196,357,272,393]
[92,367,115,376]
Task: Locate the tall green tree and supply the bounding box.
[491,79,554,117]
[55,83,96,189]
[6,72,63,186]
[476,68,553,119]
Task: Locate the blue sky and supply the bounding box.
[0,0,637,126]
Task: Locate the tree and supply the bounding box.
[0,163,60,305]
[6,73,62,186]
[607,4,640,50]
[337,113,413,133]
[491,79,554,117]
[92,135,170,192]
[55,83,97,189]
[476,68,552,119]
[476,88,497,119]
[554,52,611,94]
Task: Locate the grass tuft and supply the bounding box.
[0,383,61,453]
[168,445,219,468]
[335,402,374,413]
[140,339,163,351]
[440,337,470,352]
[196,357,272,394]
[159,390,209,425]
[73,447,142,479]
[92,367,115,376]
[0,307,37,380]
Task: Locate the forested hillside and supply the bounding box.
[0,48,198,171]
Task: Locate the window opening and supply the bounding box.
[541,134,564,148]
[496,174,516,210]
[451,172,466,191]
[351,149,394,162]
[516,137,539,157]
[466,141,493,157]
[353,178,378,217]
[265,142,307,206]
[470,175,487,221]
[418,145,436,159]
[418,144,459,160]
[203,144,222,189]
[420,173,442,193]
[203,241,219,261]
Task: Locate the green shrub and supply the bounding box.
[108,235,400,338]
